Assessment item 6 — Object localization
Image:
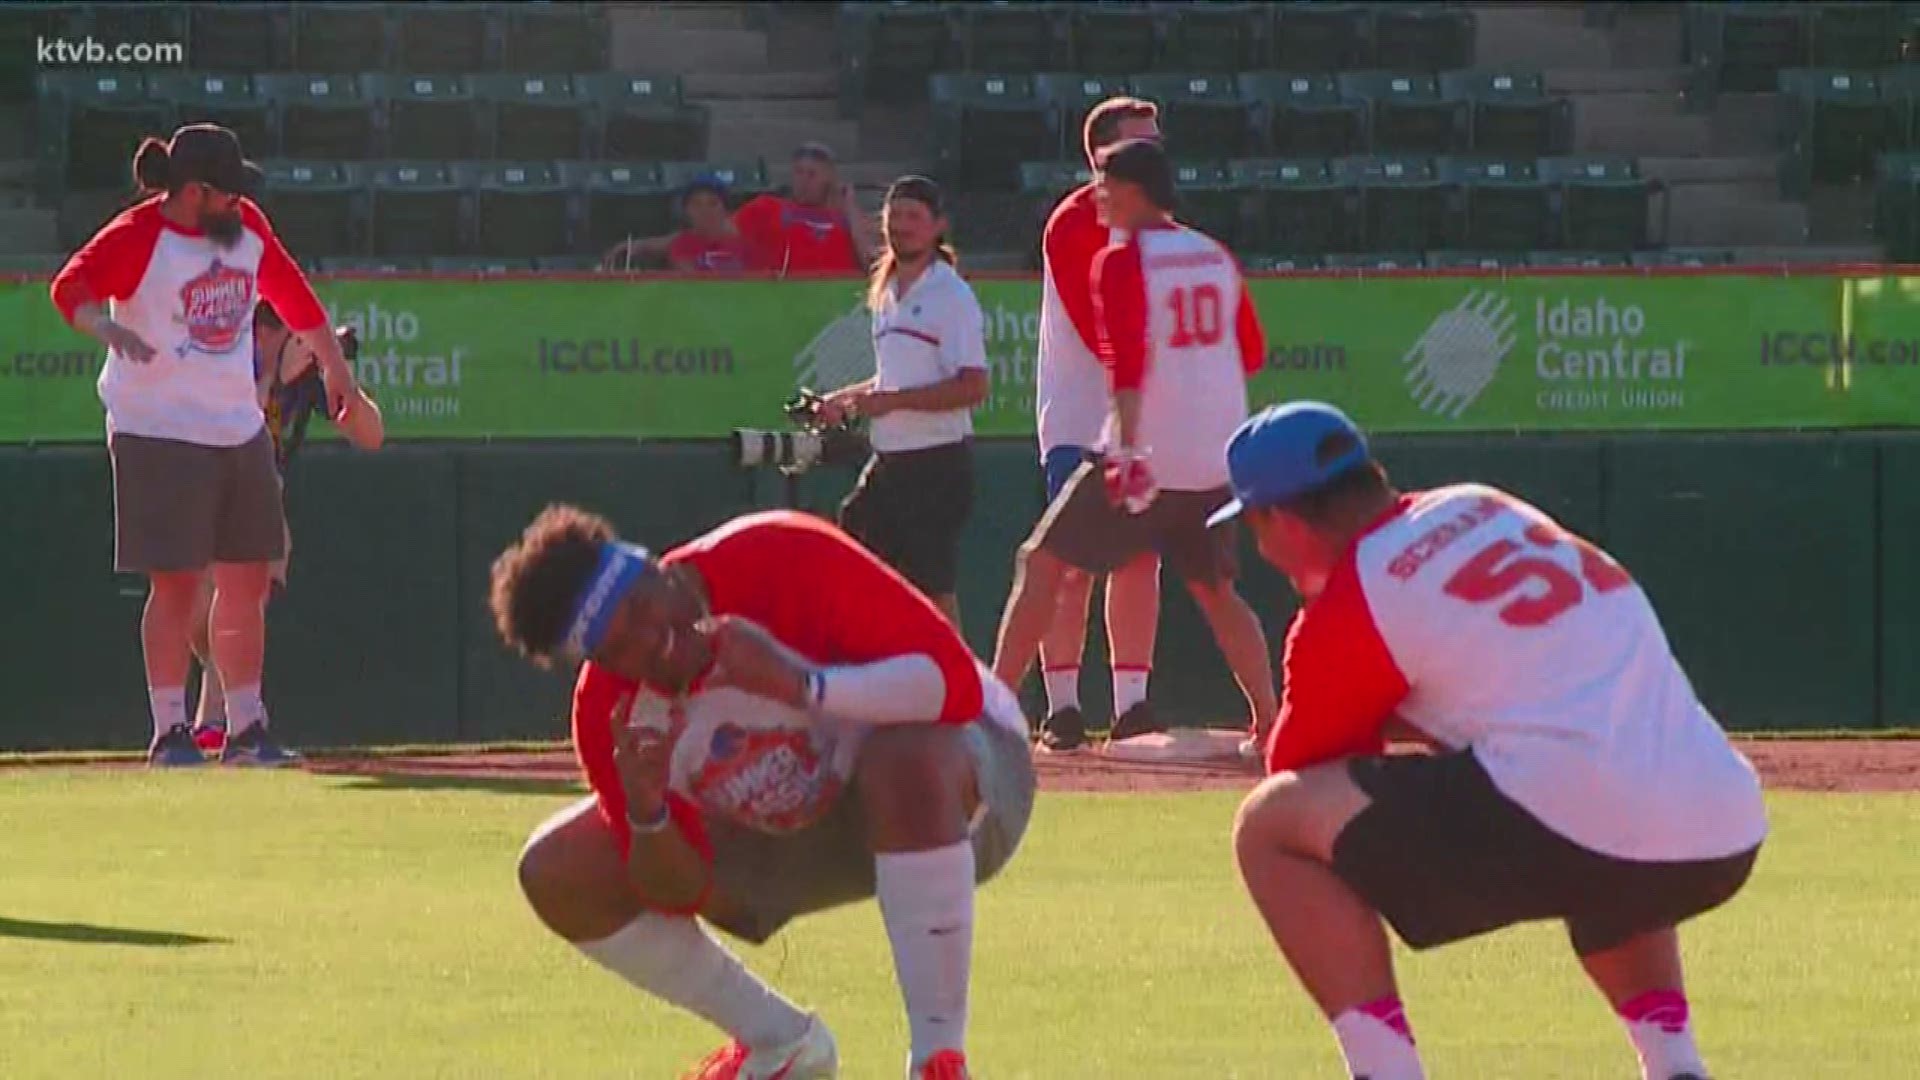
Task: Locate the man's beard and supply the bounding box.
[202,209,243,248]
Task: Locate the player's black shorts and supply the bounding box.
[1330,749,1761,957]
[1033,458,1238,584]
[838,439,973,597]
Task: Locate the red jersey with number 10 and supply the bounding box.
[1092,222,1264,492]
[1269,484,1767,864]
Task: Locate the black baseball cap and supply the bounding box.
[1095,137,1176,211]
[167,123,261,197]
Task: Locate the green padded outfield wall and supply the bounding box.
[0,434,1906,750]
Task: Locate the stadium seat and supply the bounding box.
[1335,155,1455,252]
[1808,2,1900,69]
[86,3,186,53]
[1170,160,1247,248]
[186,3,289,73]
[1371,4,1476,72]
[837,1,959,112]
[472,162,576,258]
[1526,250,1631,268]
[1341,72,1467,155]
[1242,71,1366,158]
[1541,156,1662,251]
[1441,156,1556,252]
[661,160,771,204]
[291,2,394,73]
[1631,247,1736,267]
[577,161,673,256]
[262,73,376,160]
[478,73,588,161]
[1233,157,1358,256]
[1017,159,1094,259]
[257,160,367,259]
[1441,71,1574,158]
[1156,2,1269,73]
[0,4,78,103]
[1777,68,1892,198]
[1880,64,1920,147]
[962,3,1064,74]
[502,3,609,71]
[427,256,535,273]
[1130,73,1252,159]
[1036,72,1132,159]
[368,161,471,257]
[1270,3,1370,73]
[39,72,171,192]
[1242,253,1323,271]
[582,73,710,163]
[1322,251,1423,270]
[152,73,276,160]
[1873,151,1920,261]
[393,1,495,74]
[930,73,1060,191]
[1426,250,1522,270]
[1068,2,1158,76]
[367,73,482,161]
[1685,2,1807,103]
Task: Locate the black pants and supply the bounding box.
[838,440,974,597]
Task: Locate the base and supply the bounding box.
[1103,727,1249,765]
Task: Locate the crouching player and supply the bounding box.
[489,506,1035,1079]
[1222,403,1767,1080]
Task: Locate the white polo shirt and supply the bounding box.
[867,259,989,454]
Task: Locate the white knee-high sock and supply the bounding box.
[876,841,975,1068]
[1618,990,1708,1080]
[576,912,811,1052]
[1331,997,1424,1080]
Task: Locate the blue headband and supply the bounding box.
[561,542,656,661]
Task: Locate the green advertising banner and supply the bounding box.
[3,272,1918,443]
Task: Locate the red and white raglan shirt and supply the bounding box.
[1270,484,1768,863]
[569,511,1026,892]
[1036,185,1116,458]
[1091,222,1266,492]
[50,196,329,447]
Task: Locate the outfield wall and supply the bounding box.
[1,433,1909,751]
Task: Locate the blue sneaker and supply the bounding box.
[148,724,207,768]
[220,724,301,768]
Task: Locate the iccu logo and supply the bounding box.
[1401,290,1518,419]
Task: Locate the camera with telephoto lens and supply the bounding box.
[731,388,872,475]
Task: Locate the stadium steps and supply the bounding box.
[1473,3,1617,71]
[1805,185,1878,246]
[615,2,757,32]
[1667,182,1809,246]
[1641,155,1778,184]
[684,70,840,101]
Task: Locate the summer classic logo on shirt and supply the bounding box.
[689,726,843,834]
[1401,290,1518,419]
[176,259,253,357]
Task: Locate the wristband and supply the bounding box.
[626,801,671,835]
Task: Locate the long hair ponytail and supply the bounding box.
[132,136,172,195]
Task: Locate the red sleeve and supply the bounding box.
[49,201,163,325]
[1235,278,1266,378]
[665,231,700,270]
[1092,239,1148,392]
[731,195,777,247]
[241,200,327,331]
[677,512,985,725]
[1266,557,1410,775]
[1042,190,1105,352]
[570,663,715,872]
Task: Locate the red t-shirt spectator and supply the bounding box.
[667,230,758,273]
[732,194,860,274]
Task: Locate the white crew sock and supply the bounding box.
[1618,990,1708,1080]
[149,686,187,739]
[1331,998,1424,1080]
[224,683,267,737]
[577,912,811,1052]
[1042,665,1080,714]
[876,841,975,1068]
[1113,666,1151,716]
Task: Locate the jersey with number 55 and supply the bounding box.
[1271,484,1767,865]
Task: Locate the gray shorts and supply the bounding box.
[109,429,286,573]
[702,719,1036,945]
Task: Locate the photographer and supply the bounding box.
[818,177,987,627]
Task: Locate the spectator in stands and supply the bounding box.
[48,124,356,767]
[601,176,759,274]
[733,142,880,274]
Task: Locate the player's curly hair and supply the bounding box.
[489,504,616,668]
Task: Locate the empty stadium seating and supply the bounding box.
[930,73,1058,191]
[1778,68,1892,198]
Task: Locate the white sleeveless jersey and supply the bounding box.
[1097,225,1255,491]
[1345,485,1768,861]
[1035,185,1115,455]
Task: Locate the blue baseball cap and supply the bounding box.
[1208,402,1371,527]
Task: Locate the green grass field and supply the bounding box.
[3,769,1915,1079]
